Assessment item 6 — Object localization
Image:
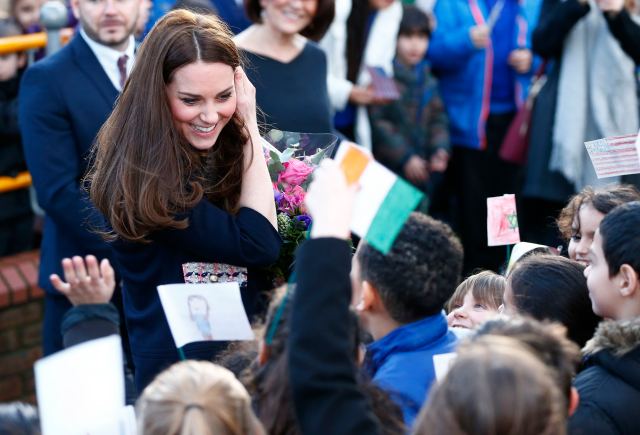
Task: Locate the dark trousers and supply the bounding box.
[446,112,521,275]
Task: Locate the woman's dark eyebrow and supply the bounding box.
[177,86,234,98]
[216,86,234,96]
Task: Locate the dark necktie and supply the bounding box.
[117,54,129,90]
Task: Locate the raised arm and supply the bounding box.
[600,0,640,64]
[289,161,381,435]
[235,67,277,229]
[532,0,591,59]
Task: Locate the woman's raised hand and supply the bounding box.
[234,66,258,134]
[50,255,116,306]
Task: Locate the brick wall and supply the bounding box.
[0,251,44,404]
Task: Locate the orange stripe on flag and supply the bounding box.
[340,146,370,185]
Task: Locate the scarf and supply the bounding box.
[550,0,638,189]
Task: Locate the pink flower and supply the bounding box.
[278,158,314,186]
[278,185,306,214]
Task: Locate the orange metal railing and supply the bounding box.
[0,29,73,55]
[0,172,32,194]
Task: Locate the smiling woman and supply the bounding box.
[233,0,335,134]
[85,9,281,391]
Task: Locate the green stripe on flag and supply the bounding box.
[365,178,424,254]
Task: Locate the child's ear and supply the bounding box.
[356,281,377,313]
[618,264,639,297]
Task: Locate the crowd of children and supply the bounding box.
[1,0,640,434]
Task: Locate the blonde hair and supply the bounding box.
[137,360,265,435]
[414,336,566,435]
[446,271,505,313]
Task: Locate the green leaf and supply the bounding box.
[269,160,285,183]
[309,146,330,165]
[281,148,295,163]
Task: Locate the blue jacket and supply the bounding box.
[428,0,531,149]
[364,313,457,427]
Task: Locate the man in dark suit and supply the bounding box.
[19,0,141,355]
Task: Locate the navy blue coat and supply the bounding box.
[19,35,121,354]
[113,205,281,391]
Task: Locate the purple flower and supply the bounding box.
[295,214,312,229]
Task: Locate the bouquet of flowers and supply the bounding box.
[263,130,338,285]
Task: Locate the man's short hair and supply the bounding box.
[600,201,640,277]
[357,212,463,324]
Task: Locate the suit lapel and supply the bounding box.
[70,35,119,107]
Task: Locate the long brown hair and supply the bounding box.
[87,10,249,242]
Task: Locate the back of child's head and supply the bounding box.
[598,201,640,277]
[446,270,505,313]
[414,335,566,435]
[474,317,580,411]
[136,360,264,435]
[0,18,22,38]
[357,212,463,324]
[506,255,600,347]
[0,402,40,435]
[398,5,432,38]
[557,184,640,240]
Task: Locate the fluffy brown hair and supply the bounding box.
[87,10,249,242]
[556,184,640,241]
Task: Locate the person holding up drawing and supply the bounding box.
[85,10,280,391]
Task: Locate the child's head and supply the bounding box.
[0,402,40,435]
[446,271,505,329]
[557,184,640,266]
[414,335,566,435]
[0,19,26,81]
[475,317,581,415]
[504,255,600,347]
[585,201,640,320]
[396,5,432,67]
[187,295,209,319]
[137,360,265,435]
[354,213,463,338]
[10,0,42,31]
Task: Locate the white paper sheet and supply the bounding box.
[35,335,125,435]
[157,282,254,348]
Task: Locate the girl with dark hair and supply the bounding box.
[503,255,601,347]
[86,9,280,391]
[556,184,640,265]
[234,0,336,133]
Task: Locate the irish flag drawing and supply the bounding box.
[334,142,424,254]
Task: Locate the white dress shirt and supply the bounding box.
[79,28,135,92]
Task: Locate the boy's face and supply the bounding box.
[584,230,620,319]
[14,0,43,30]
[0,53,24,81]
[397,33,429,67]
